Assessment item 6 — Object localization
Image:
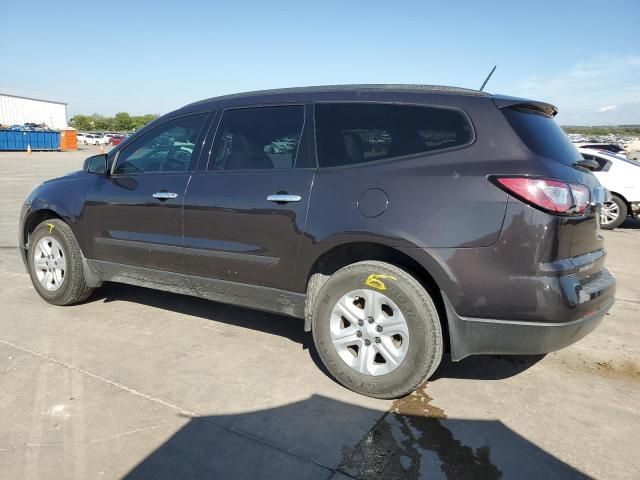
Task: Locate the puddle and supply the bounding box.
[340,385,502,479]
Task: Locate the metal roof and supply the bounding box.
[0,93,67,105]
[188,84,488,107]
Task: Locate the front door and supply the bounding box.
[182,104,314,292]
[83,112,210,274]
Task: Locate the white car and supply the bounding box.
[578,147,640,229]
[83,134,108,146]
[76,132,87,143]
[576,143,627,157]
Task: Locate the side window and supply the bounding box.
[114,114,207,174]
[315,103,473,168]
[592,155,611,172]
[208,105,304,170]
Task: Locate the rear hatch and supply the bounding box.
[495,97,605,259]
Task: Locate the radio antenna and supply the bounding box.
[479,65,497,92]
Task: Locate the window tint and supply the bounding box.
[209,105,304,170]
[314,103,472,168]
[502,108,582,166]
[114,114,206,174]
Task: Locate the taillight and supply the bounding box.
[569,183,590,214]
[493,177,590,215]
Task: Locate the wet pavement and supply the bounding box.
[1,150,639,479]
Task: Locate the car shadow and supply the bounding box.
[91,283,544,383]
[123,393,590,480]
[620,217,640,229]
[432,353,545,381]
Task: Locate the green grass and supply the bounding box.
[562,126,640,136]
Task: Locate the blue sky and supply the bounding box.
[2,0,639,125]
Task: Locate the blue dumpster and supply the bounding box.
[0,130,60,151]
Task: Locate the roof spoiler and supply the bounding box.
[492,96,558,117]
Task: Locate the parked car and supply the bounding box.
[576,143,627,157]
[82,134,107,145]
[578,147,640,228]
[19,85,615,399]
[109,135,125,146]
[102,133,120,144]
[76,132,87,143]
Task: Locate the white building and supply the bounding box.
[0,93,68,129]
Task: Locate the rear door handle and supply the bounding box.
[152,192,179,200]
[267,194,302,203]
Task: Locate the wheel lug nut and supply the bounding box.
[376,325,383,332]
[364,339,371,346]
[356,331,362,338]
[367,316,374,324]
[375,337,381,343]
[357,319,364,326]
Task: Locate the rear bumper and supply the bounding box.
[442,252,616,361]
[444,292,615,361]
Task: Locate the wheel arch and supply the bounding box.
[23,208,65,249]
[303,241,449,348]
[609,191,630,208]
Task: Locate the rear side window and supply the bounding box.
[209,105,304,170]
[502,108,582,166]
[315,103,473,168]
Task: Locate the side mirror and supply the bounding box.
[83,154,108,174]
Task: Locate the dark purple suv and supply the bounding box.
[19,85,615,398]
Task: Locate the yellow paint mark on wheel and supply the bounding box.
[46,223,55,234]
[365,274,396,291]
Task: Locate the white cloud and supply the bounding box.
[513,54,640,124]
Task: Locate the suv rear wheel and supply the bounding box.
[311,260,443,398]
[28,219,94,305]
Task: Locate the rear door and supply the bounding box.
[500,104,605,256]
[182,104,315,292]
[83,112,210,274]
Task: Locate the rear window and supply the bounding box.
[315,103,473,168]
[502,107,581,165]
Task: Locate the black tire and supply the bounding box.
[311,260,443,399]
[600,195,627,230]
[28,219,94,305]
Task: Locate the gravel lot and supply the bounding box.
[0,147,638,479]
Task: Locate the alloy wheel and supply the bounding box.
[600,201,620,226]
[330,289,409,376]
[33,236,67,291]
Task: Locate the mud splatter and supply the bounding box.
[593,359,640,379]
[552,354,640,381]
[340,385,502,479]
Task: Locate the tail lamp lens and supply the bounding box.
[495,177,590,215]
[570,184,590,214]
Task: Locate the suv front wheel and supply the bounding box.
[312,261,443,399]
[28,219,94,305]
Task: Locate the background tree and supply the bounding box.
[69,112,158,132]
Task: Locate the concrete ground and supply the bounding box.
[0,148,638,479]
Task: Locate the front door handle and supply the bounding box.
[152,192,179,200]
[267,194,302,203]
